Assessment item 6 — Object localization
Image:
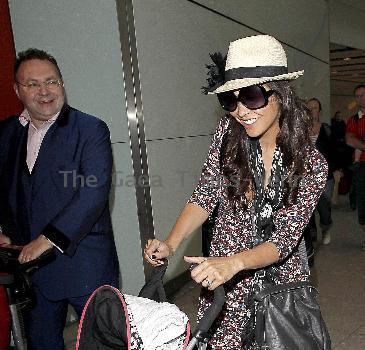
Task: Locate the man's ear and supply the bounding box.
[13,82,20,99]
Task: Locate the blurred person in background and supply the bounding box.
[331,110,355,203]
[306,98,342,245]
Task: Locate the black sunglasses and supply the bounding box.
[217,85,274,112]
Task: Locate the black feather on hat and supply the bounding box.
[201,52,227,95]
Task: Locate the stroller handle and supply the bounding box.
[139,259,226,331]
[193,284,226,333]
[138,259,168,302]
[0,246,54,278]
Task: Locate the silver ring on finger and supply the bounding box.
[205,279,212,287]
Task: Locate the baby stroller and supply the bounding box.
[0,246,54,350]
[76,261,226,350]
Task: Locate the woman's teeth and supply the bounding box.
[242,118,257,125]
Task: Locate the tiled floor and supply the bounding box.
[65,195,365,349]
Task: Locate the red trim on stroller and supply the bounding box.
[75,285,131,350]
[76,284,191,350]
[183,321,191,350]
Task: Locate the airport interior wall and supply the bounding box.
[132,0,329,282]
[329,0,365,118]
[0,0,22,119]
[7,0,365,294]
[8,0,144,294]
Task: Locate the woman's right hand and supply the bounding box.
[144,239,173,266]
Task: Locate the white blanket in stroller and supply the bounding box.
[124,294,189,350]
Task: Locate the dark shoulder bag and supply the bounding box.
[253,240,331,349]
[241,139,331,349]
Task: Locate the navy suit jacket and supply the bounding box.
[0,105,119,300]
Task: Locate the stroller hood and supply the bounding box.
[75,285,190,350]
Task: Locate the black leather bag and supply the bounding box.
[254,280,331,350]
[245,153,331,349]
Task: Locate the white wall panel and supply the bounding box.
[133,0,330,137]
[9,0,129,143]
[195,0,329,61]
[133,0,257,140]
[288,48,330,122]
[329,0,365,50]
[146,135,212,280]
[111,143,145,294]
[328,0,365,121]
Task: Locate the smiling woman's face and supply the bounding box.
[229,84,281,141]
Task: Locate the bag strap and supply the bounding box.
[254,281,316,301]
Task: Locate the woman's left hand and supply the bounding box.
[184,255,241,290]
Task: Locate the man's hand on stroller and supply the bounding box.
[144,239,173,266]
[184,255,241,290]
[0,233,11,246]
[18,235,53,264]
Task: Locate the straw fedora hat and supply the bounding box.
[210,35,304,94]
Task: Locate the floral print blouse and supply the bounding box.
[188,116,328,349]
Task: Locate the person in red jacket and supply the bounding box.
[346,84,365,251]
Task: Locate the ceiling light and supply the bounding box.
[343,57,351,61]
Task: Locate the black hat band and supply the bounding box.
[225,66,288,82]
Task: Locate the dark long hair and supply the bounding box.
[220,80,312,207]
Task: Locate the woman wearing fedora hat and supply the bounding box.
[145,35,328,349]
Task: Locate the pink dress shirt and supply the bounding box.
[18,109,60,173]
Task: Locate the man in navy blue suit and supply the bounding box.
[0,48,119,349]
